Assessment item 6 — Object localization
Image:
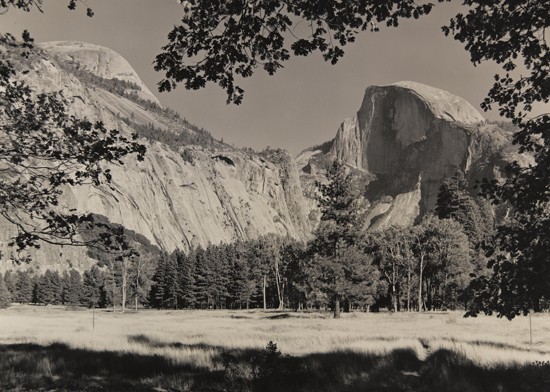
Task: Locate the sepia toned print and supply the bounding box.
[0,1,549,391]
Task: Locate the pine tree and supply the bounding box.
[16,271,33,304]
[435,172,494,247]
[309,160,368,318]
[82,266,105,308]
[193,246,212,309]
[0,273,11,308]
[3,270,17,303]
[34,273,48,305]
[63,269,83,306]
[341,246,382,312]
[149,253,168,309]
[35,270,62,305]
[228,242,254,309]
[436,172,467,214]
[51,270,63,304]
[174,249,196,308]
[164,254,180,309]
[31,274,40,305]
[245,238,271,310]
[209,244,230,309]
[61,270,70,304]
[282,240,308,311]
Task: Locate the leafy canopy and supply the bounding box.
[0,0,93,16]
[156,0,438,104]
[444,0,550,318]
[0,1,146,257]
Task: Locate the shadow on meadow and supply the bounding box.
[0,337,548,392]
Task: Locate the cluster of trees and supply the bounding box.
[302,162,493,318]
[149,237,303,310]
[144,222,481,316]
[0,236,302,311]
[147,163,496,318]
[368,218,471,313]
[118,117,215,152]
[0,214,162,311]
[57,58,143,96]
[0,269,83,307]
[0,266,147,309]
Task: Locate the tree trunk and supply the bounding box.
[134,261,140,312]
[392,283,398,312]
[343,299,350,313]
[274,259,284,310]
[392,258,399,312]
[262,274,267,310]
[426,280,432,311]
[333,297,341,319]
[111,270,116,312]
[121,259,127,313]
[418,254,424,312]
[406,265,411,312]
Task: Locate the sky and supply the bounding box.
[1,0,505,155]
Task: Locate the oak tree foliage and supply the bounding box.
[444,0,550,318]
[156,0,438,104]
[0,0,93,16]
[0,1,146,258]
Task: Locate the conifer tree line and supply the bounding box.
[0,265,149,309]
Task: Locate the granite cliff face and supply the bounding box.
[300,81,516,229]
[67,146,311,252]
[1,40,516,272]
[0,41,311,271]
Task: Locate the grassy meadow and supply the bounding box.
[0,306,549,391]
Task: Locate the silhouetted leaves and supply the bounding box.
[445,0,550,319]
[156,0,437,104]
[0,35,145,256]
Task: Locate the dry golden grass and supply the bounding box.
[1,306,549,368]
[0,306,549,391]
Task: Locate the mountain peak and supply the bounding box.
[386,81,485,125]
[39,41,160,105]
[311,80,509,228]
